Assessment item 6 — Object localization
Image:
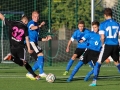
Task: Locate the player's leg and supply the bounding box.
[67,49,89,82]
[84,61,94,81]
[37,53,47,78]
[63,48,85,75]
[3,53,12,60]
[84,50,100,81]
[84,69,94,81]
[30,52,39,72]
[28,42,47,78]
[63,54,77,75]
[89,45,111,86]
[111,45,120,72]
[15,48,40,80]
[84,60,94,81]
[67,60,84,82]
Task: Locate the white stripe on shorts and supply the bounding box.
[20,48,26,60]
[98,44,105,63]
[30,42,39,53]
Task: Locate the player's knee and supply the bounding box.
[71,55,77,60]
[37,52,43,56]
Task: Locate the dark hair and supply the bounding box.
[92,20,99,26]
[104,8,112,16]
[78,20,85,25]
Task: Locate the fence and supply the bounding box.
[0,0,119,66]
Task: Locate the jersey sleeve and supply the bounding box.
[25,27,29,37]
[4,18,13,27]
[70,31,77,42]
[99,23,105,35]
[27,21,34,30]
[81,33,90,41]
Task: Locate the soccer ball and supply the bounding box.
[46,73,56,83]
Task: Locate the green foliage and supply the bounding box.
[50,0,104,30]
[0,0,104,30]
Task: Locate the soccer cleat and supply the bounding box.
[26,73,36,80]
[39,73,47,78]
[89,83,97,86]
[4,53,12,61]
[63,71,68,75]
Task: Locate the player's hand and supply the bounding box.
[47,35,52,41]
[0,13,5,21]
[22,60,27,65]
[79,40,84,43]
[39,21,45,27]
[28,49,33,54]
[66,47,69,52]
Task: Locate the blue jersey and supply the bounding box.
[27,20,39,43]
[99,19,120,45]
[82,31,102,52]
[71,28,90,48]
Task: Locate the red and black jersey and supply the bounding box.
[4,18,28,48]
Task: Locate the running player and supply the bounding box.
[0,13,40,80]
[26,11,51,79]
[63,20,93,75]
[89,8,120,86]
[67,20,102,82]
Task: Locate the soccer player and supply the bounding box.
[63,20,93,75]
[89,8,120,86]
[0,13,40,80]
[67,20,102,82]
[26,11,51,78]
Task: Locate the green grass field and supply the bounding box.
[0,63,120,90]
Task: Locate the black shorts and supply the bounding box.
[10,46,26,66]
[82,49,100,64]
[98,44,119,63]
[30,42,43,60]
[74,48,85,58]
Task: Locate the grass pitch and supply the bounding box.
[0,63,120,90]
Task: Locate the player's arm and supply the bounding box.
[66,31,77,52]
[79,33,90,43]
[0,13,5,21]
[42,35,52,41]
[66,36,75,52]
[99,23,105,45]
[0,13,13,27]
[25,36,33,54]
[100,34,105,45]
[30,21,45,30]
[39,35,52,41]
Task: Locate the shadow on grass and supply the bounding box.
[54,77,85,83]
[54,74,120,83]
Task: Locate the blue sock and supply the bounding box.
[88,61,94,68]
[68,60,83,80]
[37,56,44,74]
[66,59,74,71]
[116,64,120,72]
[84,69,94,81]
[32,61,39,72]
[93,62,101,80]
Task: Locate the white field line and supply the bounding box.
[0,75,120,79]
[0,68,117,72]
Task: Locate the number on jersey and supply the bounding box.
[106,26,119,38]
